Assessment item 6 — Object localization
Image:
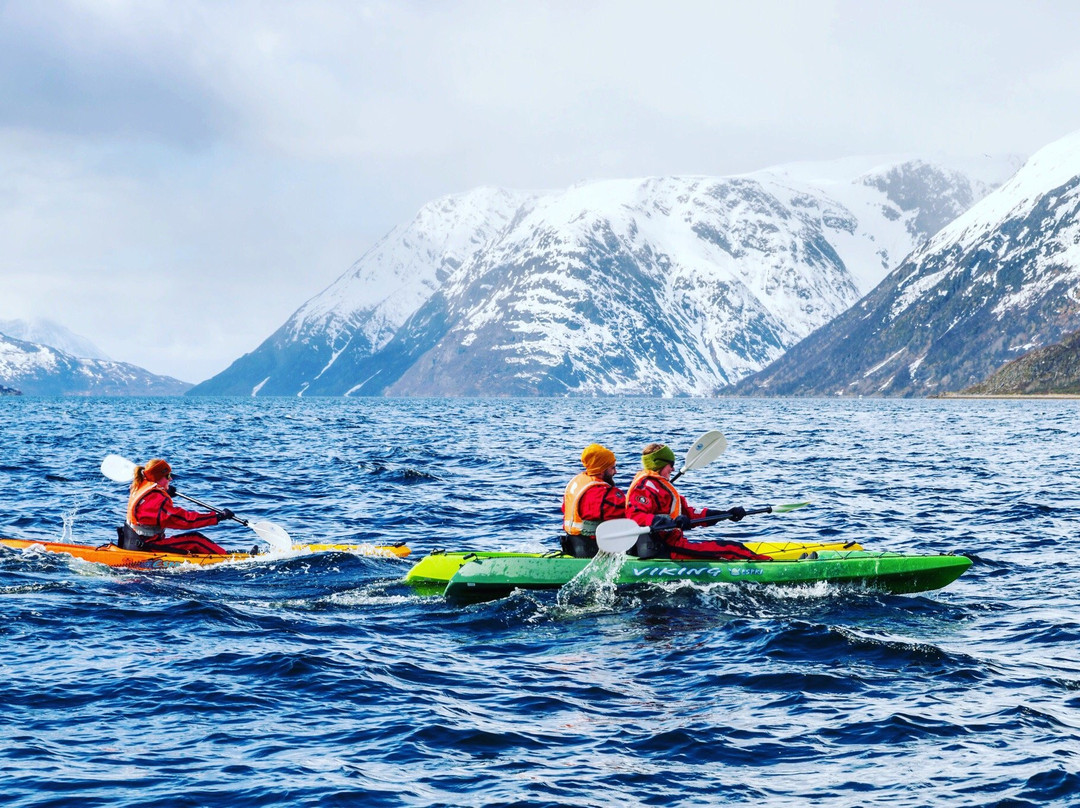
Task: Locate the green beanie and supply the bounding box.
[642,445,676,471]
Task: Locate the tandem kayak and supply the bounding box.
[405,539,865,594]
[0,538,411,571]
[412,549,970,602]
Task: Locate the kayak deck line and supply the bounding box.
[412,549,972,603]
[296,542,410,558]
[0,538,410,571]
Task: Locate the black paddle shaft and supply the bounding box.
[172,490,249,527]
[688,506,771,526]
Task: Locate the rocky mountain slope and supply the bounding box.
[733,130,1080,396]
[0,333,191,396]
[960,328,1080,395]
[190,156,1014,396]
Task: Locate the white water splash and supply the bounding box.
[60,506,78,542]
[555,551,626,610]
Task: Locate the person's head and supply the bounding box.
[641,443,676,478]
[580,443,617,483]
[132,458,172,490]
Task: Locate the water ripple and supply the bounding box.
[1,397,1079,806]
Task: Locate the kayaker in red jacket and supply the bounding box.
[625,443,771,561]
[120,458,232,555]
[561,443,626,558]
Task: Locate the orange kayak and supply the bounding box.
[0,538,410,570]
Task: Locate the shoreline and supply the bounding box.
[935,392,1080,399]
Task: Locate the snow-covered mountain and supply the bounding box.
[733,130,1080,396]
[190,187,532,396]
[0,318,110,360]
[190,155,1016,397]
[0,333,191,395]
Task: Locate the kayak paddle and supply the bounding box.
[594,503,811,554]
[100,454,292,552]
[670,430,728,483]
[595,519,646,554]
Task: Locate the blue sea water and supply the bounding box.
[1,396,1079,807]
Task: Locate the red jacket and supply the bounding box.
[575,483,626,524]
[625,472,707,542]
[625,472,770,561]
[131,488,220,536]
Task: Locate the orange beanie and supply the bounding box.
[143,459,172,482]
[580,444,616,476]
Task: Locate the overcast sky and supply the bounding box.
[2,0,1079,383]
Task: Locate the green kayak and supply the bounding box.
[405,539,865,595]
[421,550,971,603]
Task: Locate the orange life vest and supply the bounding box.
[627,470,682,518]
[126,480,166,536]
[562,472,610,535]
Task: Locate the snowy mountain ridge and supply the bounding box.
[734,129,1080,396]
[287,187,534,355]
[0,333,191,396]
[190,153,1017,397]
[891,131,1080,324]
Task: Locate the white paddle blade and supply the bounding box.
[101,454,137,483]
[250,521,291,552]
[594,518,648,554]
[681,431,727,473]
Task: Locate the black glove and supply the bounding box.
[167,484,177,497]
[218,508,235,522]
[650,514,676,533]
[674,514,693,530]
[727,506,747,522]
[702,508,726,526]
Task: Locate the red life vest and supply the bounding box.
[627,470,682,519]
[562,472,610,535]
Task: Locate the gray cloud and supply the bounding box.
[0,2,232,149]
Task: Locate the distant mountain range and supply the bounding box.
[0,331,190,396]
[16,131,1075,401]
[733,130,1080,396]
[0,318,111,361]
[190,155,1015,396]
[959,328,1080,395]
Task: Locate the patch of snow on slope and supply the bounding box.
[891,267,952,319]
